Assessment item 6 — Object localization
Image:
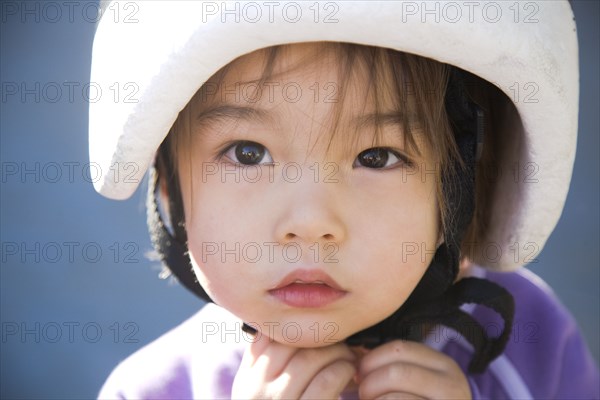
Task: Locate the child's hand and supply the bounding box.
[232,332,356,399]
[356,340,471,399]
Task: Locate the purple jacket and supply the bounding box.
[98,267,599,399]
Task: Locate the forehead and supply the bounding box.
[184,42,434,160]
[222,43,350,85]
[205,42,398,110]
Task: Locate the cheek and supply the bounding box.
[351,179,439,312]
[181,172,276,308]
[179,171,235,301]
[355,173,439,251]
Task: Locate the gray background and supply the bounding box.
[1,1,598,398]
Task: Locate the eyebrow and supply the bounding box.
[196,105,273,127]
[352,111,416,129]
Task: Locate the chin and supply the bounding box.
[262,320,359,348]
[271,334,346,348]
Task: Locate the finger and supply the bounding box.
[300,359,356,400]
[359,362,433,400]
[239,329,270,367]
[375,393,426,400]
[271,343,356,398]
[359,362,466,400]
[234,335,302,399]
[358,340,454,379]
[243,332,299,380]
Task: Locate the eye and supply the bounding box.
[353,147,410,169]
[221,141,273,166]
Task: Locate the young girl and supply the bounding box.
[91,1,598,398]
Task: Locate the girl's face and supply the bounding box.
[178,43,440,347]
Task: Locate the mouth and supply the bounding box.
[268,269,347,308]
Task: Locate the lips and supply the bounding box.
[268,269,347,308]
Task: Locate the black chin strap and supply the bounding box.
[345,250,515,373]
[147,67,515,374]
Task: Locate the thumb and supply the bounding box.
[239,324,270,368]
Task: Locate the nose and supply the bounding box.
[273,177,347,247]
